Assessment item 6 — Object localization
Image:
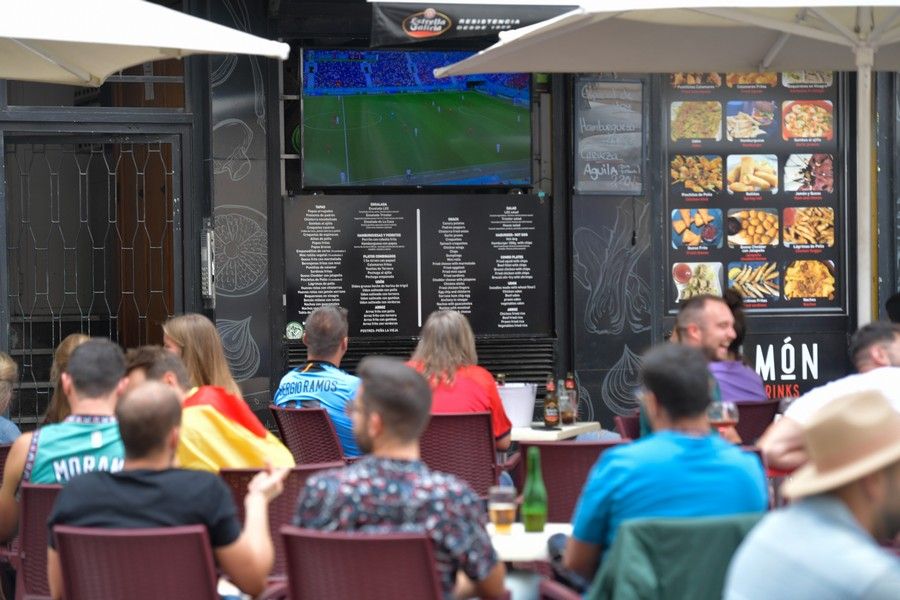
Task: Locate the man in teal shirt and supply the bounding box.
[0,339,126,542]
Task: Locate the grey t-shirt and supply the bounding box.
[725,495,900,599]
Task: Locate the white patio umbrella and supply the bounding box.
[0,0,290,87]
[435,1,900,324]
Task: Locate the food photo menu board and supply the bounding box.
[663,71,844,313]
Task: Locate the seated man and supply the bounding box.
[273,306,361,457]
[564,343,767,580]
[293,357,505,599]
[125,346,294,471]
[46,382,288,599]
[0,339,127,542]
[725,391,900,599]
[760,322,900,471]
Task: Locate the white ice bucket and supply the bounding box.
[498,383,537,428]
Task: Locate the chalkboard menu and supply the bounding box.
[284,194,553,337]
[574,79,644,195]
[663,71,845,314]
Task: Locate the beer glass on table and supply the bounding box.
[707,401,740,436]
[488,486,517,534]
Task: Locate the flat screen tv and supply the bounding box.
[300,48,531,188]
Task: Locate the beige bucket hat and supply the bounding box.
[782,390,900,499]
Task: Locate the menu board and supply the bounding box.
[574,79,644,194]
[284,194,552,337]
[663,71,843,313]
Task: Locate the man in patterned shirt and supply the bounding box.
[293,356,506,598]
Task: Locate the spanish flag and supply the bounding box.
[177,386,295,472]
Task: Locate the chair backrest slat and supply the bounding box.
[220,462,344,577]
[19,483,62,596]
[419,412,496,498]
[269,405,345,464]
[54,525,218,600]
[281,526,443,600]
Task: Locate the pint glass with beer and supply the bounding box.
[488,486,517,534]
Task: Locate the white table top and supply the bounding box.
[488,522,573,562]
[510,421,601,442]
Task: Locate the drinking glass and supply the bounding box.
[708,401,740,428]
[488,486,517,534]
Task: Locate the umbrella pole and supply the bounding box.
[856,46,874,326]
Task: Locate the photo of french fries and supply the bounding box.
[726,72,778,87]
[784,260,836,300]
[728,262,780,299]
[726,155,779,193]
[671,208,723,248]
[783,207,835,247]
[727,209,779,247]
[670,155,722,193]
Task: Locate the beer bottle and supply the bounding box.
[543,376,560,429]
[522,446,548,532]
[563,372,578,424]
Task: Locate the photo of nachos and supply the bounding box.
[784,260,836,300]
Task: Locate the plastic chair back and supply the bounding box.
[220,462,344,576]
[419,412,496,497]
[269,405,345,464]
[519,441,622,522]
[18,483,62,598]
[54,525,218,600]
[281,526,443,600]
[614,412,641,440]
[735,399,780,444]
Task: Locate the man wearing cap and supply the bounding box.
[724,391,900,599]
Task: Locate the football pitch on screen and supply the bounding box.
[302,91,530,186]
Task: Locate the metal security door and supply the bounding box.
[3,135,184,426]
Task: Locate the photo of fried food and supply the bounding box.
[728,262,780,299]
[675,263,722,301]
[726,72,778,87]
[726,155,778,193]
[670,101,722,141]
[784,260,836,300]
[671,73,722,87]
[782,101,833,139]
[670,155,722,193]
[671,208,722,248]
[727,209,779,246]
[783,207,835,247]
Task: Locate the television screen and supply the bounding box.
[300,49,531,188]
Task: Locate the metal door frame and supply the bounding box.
[0,120,198,351]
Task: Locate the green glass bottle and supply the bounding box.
[521,446,548,532]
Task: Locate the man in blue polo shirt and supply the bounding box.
[563,343,767,581]
[274,306,360,457]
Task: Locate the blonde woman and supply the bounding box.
[0,352,21,442]
[408,310,512,451]
[44,333,90,424]
[162,313,242,399]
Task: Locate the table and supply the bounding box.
[487,522,573,562]
[510,421,601,442]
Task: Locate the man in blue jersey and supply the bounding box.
[563,343,767,581]
[0,339,127,542]
[274,306,361,457]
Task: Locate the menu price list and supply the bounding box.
[284,195,552,337]
[663,71,842,313]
